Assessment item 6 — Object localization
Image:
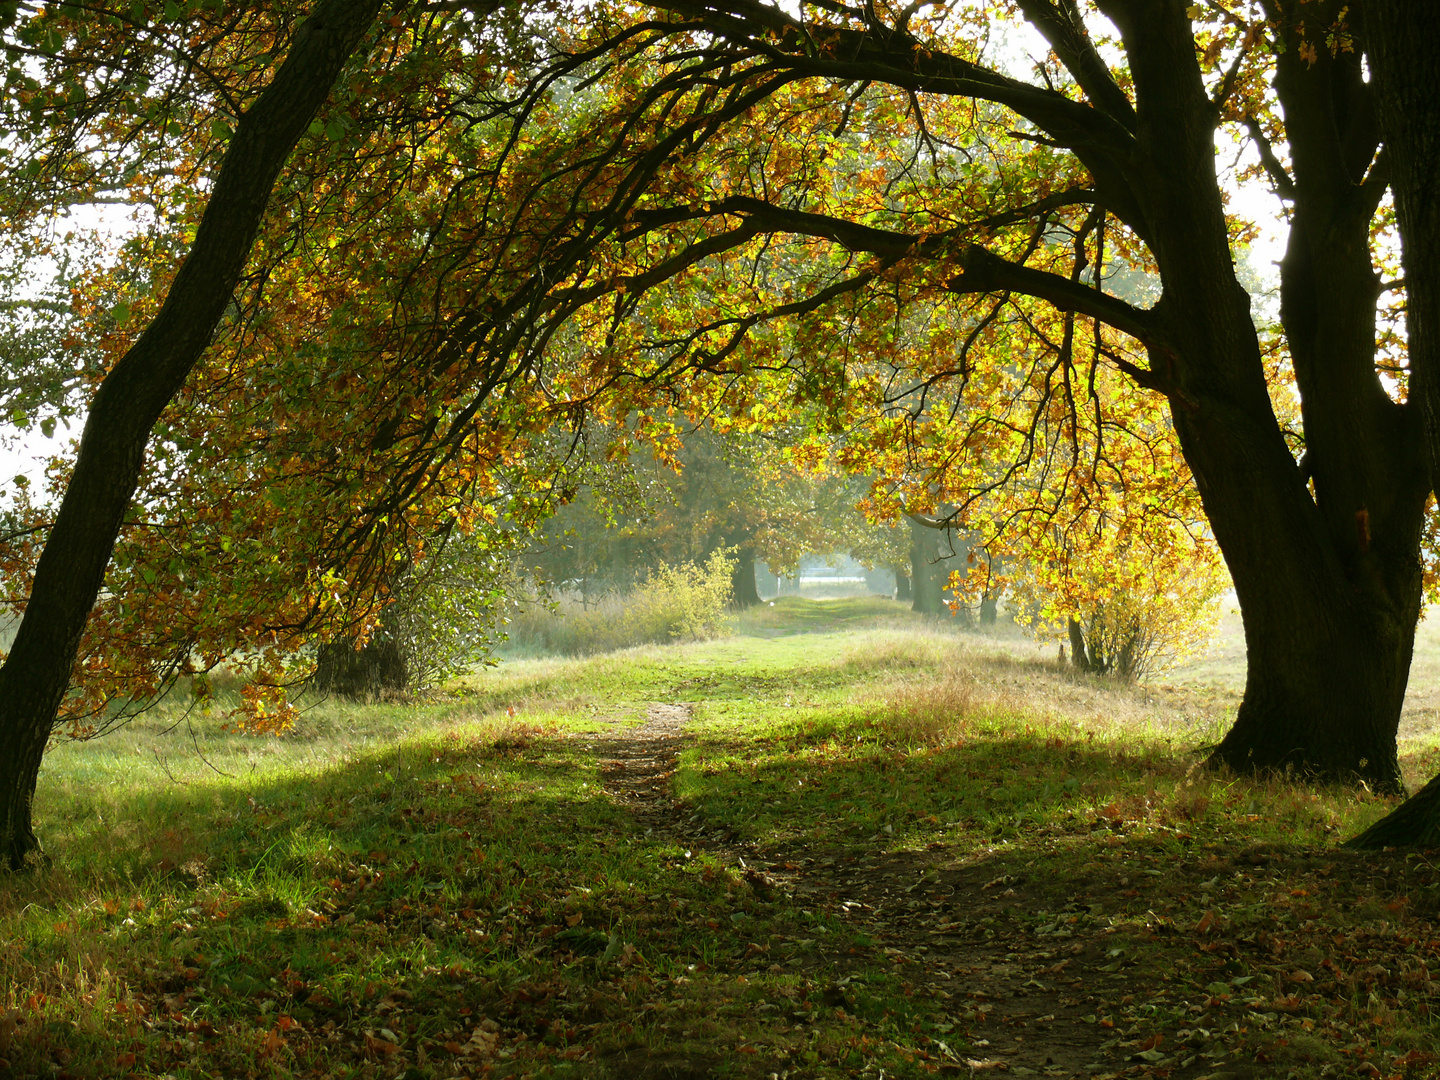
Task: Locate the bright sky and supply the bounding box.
[0,201,137,489]
[0,423,73,490]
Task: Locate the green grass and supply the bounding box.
[2,597,1440,1078]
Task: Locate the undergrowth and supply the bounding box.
[503,552,735,657]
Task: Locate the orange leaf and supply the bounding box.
[363,1034,398,1057]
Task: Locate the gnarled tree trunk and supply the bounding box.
[0,0,383,870]
[1095,2,1428,792]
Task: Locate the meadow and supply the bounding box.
[2,597,1439,1079]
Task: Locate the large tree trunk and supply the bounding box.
[908,518,945,614]
[1102,2,1427,792]
[1337,2,1440,840]
[0,0,382,870]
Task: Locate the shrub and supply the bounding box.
[955,517,1227,682]
[1058,556,1225,681]
[306,536,517,699]
[506,550,735,655]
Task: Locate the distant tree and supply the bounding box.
[531,425,878,608]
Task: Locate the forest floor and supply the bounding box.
[3,598,1440,1079]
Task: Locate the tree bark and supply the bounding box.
[1364,1,1440,486]
[0,0,383,870]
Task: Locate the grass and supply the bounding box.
[2,596,1440,1078]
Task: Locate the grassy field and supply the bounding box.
[2,598,1440,1078]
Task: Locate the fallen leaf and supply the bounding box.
[363,1033,398,1057]
[259,1027,285,1057]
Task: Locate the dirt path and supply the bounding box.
[594,702,693,834]
[593,703,1250,1079]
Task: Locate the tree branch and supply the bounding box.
[647,192,1156,345]
[652,0,1148,238]
[1016,0,1138,132]
[944,244,1157,347]
[653,185,1099,256]
[1244,114,1297,200]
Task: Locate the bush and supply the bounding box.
[506,551,735,656]
[1063,579,1217,681]
[309,534,517,699]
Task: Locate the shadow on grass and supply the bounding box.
[2,726,955,1078]
[676,719,1440,1078]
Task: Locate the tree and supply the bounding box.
[1,0,623,867]
[7,0,1440,865]
[529,424,881,608]
[480,0,1425,792]
[0,0,389,868]
[1333,1,1440,845]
